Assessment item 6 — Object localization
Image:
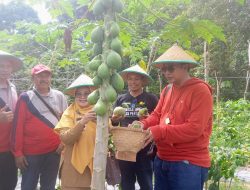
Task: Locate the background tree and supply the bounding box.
[0,1,40,33]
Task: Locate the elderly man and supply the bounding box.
[11,64,68,190]
[0,50,22,190]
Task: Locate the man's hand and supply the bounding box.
[111,114,124,123]
[15,156,28,170]
[143,129,154,148]
[138,114,149,120]
[0,106,13,123]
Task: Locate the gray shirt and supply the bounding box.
[26,87,68,126]
[0,81,18,111]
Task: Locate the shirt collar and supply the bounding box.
[33,86,53,97]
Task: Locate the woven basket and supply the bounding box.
[110,126,147,162]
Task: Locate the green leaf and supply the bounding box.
[235,0,245,5]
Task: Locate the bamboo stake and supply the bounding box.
[243,40,250,99]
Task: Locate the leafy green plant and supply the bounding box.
[207,99,250,190]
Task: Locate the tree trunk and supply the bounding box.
[91,114,109,190]
[215,72,222,126]
[243,40,250,99]
[91,8,115,190]
[204,41,209,83]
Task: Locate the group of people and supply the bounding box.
[0,44,213,190]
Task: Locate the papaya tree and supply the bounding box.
[85,0,124,189]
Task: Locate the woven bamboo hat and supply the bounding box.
[0,50,23,72]
[120,65,152,85]
[152,44,199,69]
[64,74,96,96]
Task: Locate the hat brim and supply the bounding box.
[0,54,23,72]
[120,71,152,86]
[152,60,200,69]
[33,70,52,75]
[64,85,96,97]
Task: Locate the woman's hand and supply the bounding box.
[56,143,64,154]
[79,111,96,126]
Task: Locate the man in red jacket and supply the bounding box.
[11,64,67,190]
[135,44,213,190]
[0,50,22,190]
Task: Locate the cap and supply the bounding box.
[31,64,51,75]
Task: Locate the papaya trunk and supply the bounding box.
[91,114,109,190]
[91,9,113,190]
[90,1,123,189]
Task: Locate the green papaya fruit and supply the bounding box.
[111,72,124,92]
[109,22,120,38]
[113,0,124,13]
[89,59,102,71]
[103,84,117,102]
[91,26,104,43]
[87,90,100,105]
[94,98,107,116]
[111,38,122,55]
[93,0,105,16]
[97,63,110,79]
[138,108,148,118]
[93,43,102,56]
[113,106,125,117]
[107,50,122,69]
[92,75,103,86]
[131,121,142,129]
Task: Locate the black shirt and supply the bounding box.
[112,91,158,156]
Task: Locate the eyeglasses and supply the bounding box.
[161,65,176,73]
[75,92,90,98]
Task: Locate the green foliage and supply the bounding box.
[189,0,250,100]
[208,99,250,189]
[161,16,226,48]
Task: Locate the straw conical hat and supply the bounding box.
[152,44,199,68]
[64,74,96,96]
[120,65,152,85]
[0,50,23,72]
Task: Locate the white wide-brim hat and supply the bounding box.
[64,74,96,96]
[0,50,23,72]
[120,65,152,86]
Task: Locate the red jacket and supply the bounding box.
[141,78,213,167]
[11,93,60,157]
